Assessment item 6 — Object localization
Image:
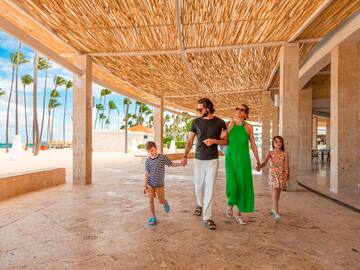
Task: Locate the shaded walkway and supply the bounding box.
[0,156,359,269]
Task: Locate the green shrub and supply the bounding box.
[137,144,145,149]
[176,141,186,149]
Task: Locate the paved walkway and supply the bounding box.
[0,155,359,269]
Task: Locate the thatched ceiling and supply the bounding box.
[1,0,360,118]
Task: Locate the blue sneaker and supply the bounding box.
[163,200,170,213]
[148,216,157,226]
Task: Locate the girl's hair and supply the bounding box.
[198,98,215,113]
[272,136,285,151]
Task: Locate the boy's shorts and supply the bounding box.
[147,186,165,202]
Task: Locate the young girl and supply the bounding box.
[257,136,289,223]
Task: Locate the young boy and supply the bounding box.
[144,141,182,226]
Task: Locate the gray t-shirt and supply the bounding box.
[145,154,173,187]
[190,116,227,160]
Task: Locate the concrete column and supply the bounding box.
[312,117,318,150]
[299,86,313,171]
[280,43,300,191]
[73,55,92,185]
[261,91,271,175]
[154,97,164,154]
[325,119,330,148]
[330,42,360,193]
[271,106,279,137]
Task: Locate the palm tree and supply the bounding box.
[38,57,51,145]
[21,74,33,150]
[48,90,61,147]
[62,80,73,146]
[0,88,5,96]
[123,98,131,153]
[32,53,40,155]
[106,100,117,129]
[6,42,21,153]
[100,88,112,129]
[47,76,65,146]
[14,49,29,136]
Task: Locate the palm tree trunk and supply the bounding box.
[39,63,48,145]
[15,43,21,136]
[107,108,111,129]
[50,108,55,146]
[33,54,40,155]
[94,95,102,129]
[101,96,107,130]
[47,108,51,146]
[124,103,129,153]
[5,67,15,153]
[63,88,68,146]
[23,84,29,150]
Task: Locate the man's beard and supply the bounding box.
[202,111,209,117]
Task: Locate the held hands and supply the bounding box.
[220,128,227,140]
[203,138,215,146]
[180,157,188,166]
[255,162,261,172]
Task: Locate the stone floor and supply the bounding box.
[0,156,360,269]
[298,162,360,211]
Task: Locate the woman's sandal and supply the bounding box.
[194,206,202,216]
[204,219,217,230]
[235,216,247,225]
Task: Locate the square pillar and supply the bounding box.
[299,86,312,171]
[312,117,318,150]
[73,55,92,185]
[272,106,279,137]
[330,42,360,193]
[325,119,330,148]
[154,97,164,154]
[280,43,300,191]
[261,91,271,175]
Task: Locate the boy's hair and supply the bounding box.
[198,98,215,113]
[272,136,285,151]
[145,141,157,151]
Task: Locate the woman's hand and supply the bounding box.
[143,185,148,194]
[203,138,215,146]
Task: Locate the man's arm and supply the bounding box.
[181,131,196,166]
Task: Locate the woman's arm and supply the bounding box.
[259,151,271,168]
[247,124,260,166]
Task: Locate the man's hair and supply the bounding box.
[198,98,215,113]
[145,141,157,151]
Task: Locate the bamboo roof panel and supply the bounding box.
[188,47,279,91]
[299,0,360,39]
[181,0,324,48]
[20,0,179,52]
[93,55,201,97]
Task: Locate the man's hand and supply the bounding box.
[180,157,188,166]
[220,128,227,140]
[203,138,215,146]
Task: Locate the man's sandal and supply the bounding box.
[204,219,217,230]
[194,206,202,216]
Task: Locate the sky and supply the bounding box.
[0,30,147,143]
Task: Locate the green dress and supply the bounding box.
[225,123,254,212]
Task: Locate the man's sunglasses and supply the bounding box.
[196,107,206,112]
[235,107,245,112]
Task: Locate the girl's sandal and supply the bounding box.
[148,217,157,226]
[226,206,233,218]
[204,219,217,230]
[194,206,202,216]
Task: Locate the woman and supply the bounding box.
[224,104,260,224]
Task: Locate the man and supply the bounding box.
[181,98,227,230]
